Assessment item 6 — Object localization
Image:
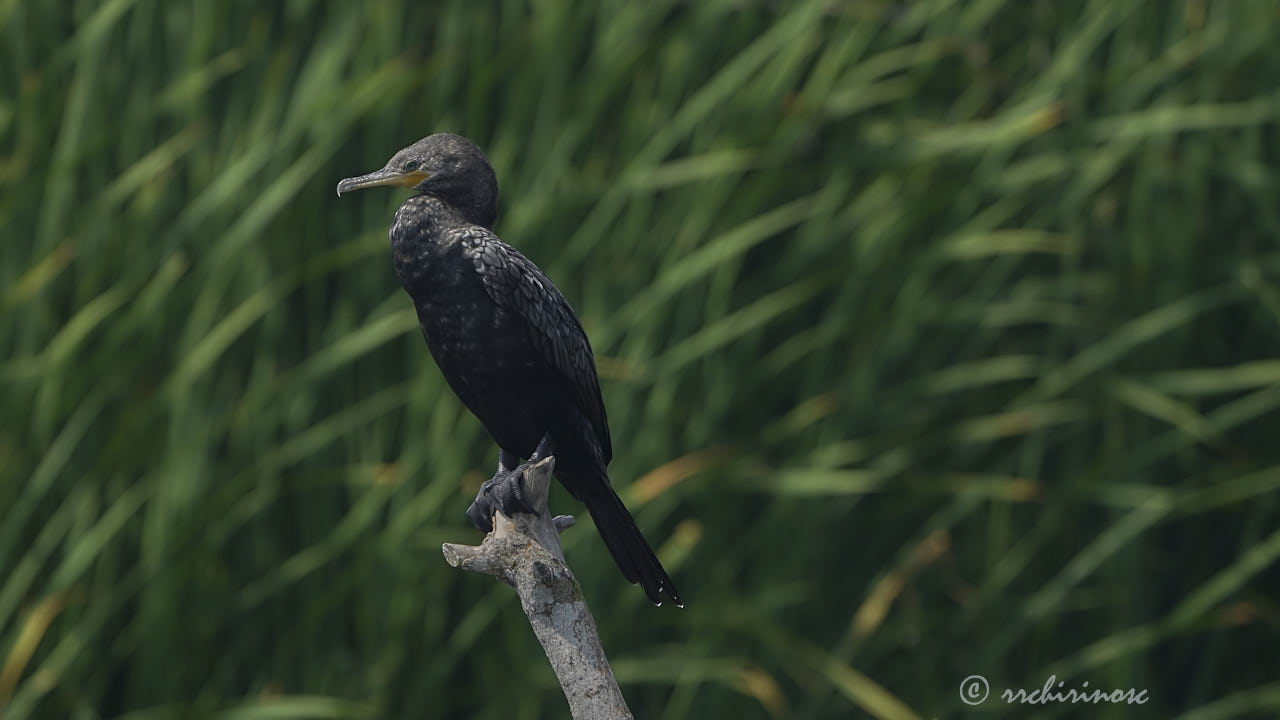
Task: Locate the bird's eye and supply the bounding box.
[404,160,420,172]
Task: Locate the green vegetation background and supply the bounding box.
[3,0,1279,718]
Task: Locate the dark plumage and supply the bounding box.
[337,133,680,606]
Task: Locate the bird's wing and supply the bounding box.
[458,227,613,463]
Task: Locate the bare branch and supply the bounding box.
[442,457,633,720]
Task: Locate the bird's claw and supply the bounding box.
[465,497,494,533]
[466,464,537,533]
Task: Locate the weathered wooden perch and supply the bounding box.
[442,456,634,720]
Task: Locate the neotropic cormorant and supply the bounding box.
[336,133,680,606]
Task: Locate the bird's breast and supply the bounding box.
[397,246,534,373]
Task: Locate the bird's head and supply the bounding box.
[336,133,499,228]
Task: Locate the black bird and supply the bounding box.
[336,133,680,606]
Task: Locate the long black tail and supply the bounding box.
[582,482,682,607]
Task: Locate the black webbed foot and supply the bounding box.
[466,464,537,533]
[465,440,555,533]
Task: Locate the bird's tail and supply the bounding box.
[582,481,682,607]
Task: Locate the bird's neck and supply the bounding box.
[390,195,466,289]
[400,193,467,231]
[418,186,496,230]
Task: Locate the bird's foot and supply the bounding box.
[466,465,537,533]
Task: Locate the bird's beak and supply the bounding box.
[335,168,430,197]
